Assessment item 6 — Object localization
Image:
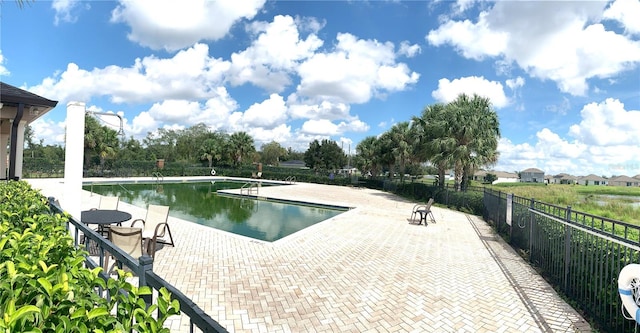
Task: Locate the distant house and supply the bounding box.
[551,173,577,185]
[608,175,640,187]
[577,174,608,186]
[520,168,545,183]
[473,170,519,184]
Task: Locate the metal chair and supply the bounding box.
[106,225,144,273]
[131,204,174,257]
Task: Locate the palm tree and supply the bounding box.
[413,103,450,188]
[355,136,378,177]
[229,132,255,167]
[443,94,500,190]
[389,122,415,182]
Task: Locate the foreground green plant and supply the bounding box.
[0,180,179,332]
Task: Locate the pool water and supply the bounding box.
[84,182,346,242]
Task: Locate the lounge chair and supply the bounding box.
[409,198,435,225]
[131,204,174,256]
[105,226,145,273]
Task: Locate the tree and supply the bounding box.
[198,131,227,167]
[485,173,497,184]
[355,136,378,176]
[229,132,255,167]
[389,121,417,182]
[304,140,322,170]
[413,95,499,190]
[84,115,120,169]
[303,139,346,171]
[261,141,287,166]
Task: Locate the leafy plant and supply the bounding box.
[0,180,179,332]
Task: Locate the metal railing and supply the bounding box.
[240,181,259,195]
[48,197,228,333]
[483,188,640,332]
[152,171,164,183]
[284,176,296,184]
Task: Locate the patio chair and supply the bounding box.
[82,196,121,242]
[131,204,174,257]
[105,226,144,273]
[409,198,435,225]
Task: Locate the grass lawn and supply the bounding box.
[491,183,640,224]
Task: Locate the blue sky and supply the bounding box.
[1,0,639,177]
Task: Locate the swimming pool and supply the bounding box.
[84,181,346,242]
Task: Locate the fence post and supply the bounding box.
[563,206,572,291]
[529,197,535,262]
[138,255,154,307]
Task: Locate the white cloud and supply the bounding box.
[427,1,640,96]
[495,98,640,176]
[297,33,419,104]
[568,98,640,146]
[287,94,351,121]
[0,52,9,76]
[301,119,339,136]
[227,15,323,92]
[29,44,229,105]
[110,0,266,51]
[241,94,288,129]
[398,41,421,57]
[427,13,508,60]
[505,76,525,90]
[603,0,640,35]
[432,76,509,108]
[52,0,86,25]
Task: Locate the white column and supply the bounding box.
[63,102,86,220]
[0,132,7,179]
[14,121,26,179]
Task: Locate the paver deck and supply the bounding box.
[28,177,591,332]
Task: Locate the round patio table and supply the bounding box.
[81,210,132,237]
[81,209,132,225]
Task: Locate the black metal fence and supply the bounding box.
[48,197,228,333]
[483,188,640,332]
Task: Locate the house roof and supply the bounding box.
[633,174,640,180]
[522,168,544,173]
[553,173,577,180]
[579,174,607,181]
[1,82,58,108]
[609,175,639,182]
[473,170,518,178]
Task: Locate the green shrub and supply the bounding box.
[0,180,179,332]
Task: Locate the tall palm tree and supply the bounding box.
[355,136,378,176]
[389,122,414,182]
[444,94,500,190]
[413,103,450,188]
[229,132,255,167]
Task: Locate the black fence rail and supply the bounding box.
[48,197,228,333]
[483,188,640,332]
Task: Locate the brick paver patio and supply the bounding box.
[29,177,591,332]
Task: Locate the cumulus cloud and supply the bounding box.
[495,98,640,176]
[29,44,229,105]
[398,41,421,57]
[110,0,266,51]
[227,15,323,92]
[297,33,419,104]
[431,76,509,108]
[568,98,640,146]
[603,0,640,35]
[427,1,640,96]
[241,94,288,129]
